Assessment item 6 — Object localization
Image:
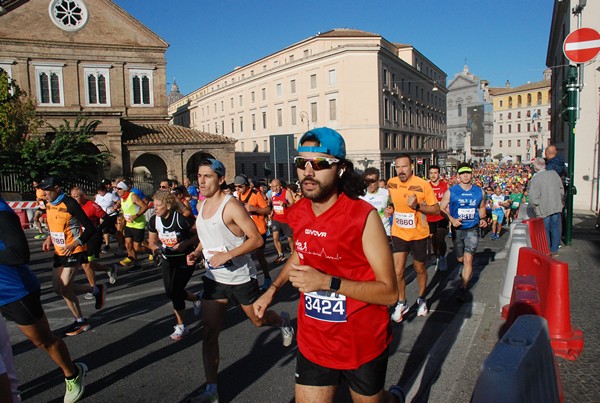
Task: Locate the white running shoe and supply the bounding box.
[107,265,118,284]
[279,311,294,347]
[193,291,203,317]
[391,300,409,322]
[84,292,94,300]
[170,324,189,341]
[191,388,218,403]
[417,298,429,317]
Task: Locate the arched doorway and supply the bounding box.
[186,151,218,185]
[132,153,168,196]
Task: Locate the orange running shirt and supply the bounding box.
[387,175,438,241]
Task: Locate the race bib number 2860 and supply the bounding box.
[304,291,347,322]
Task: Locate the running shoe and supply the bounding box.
[94,284,105,310]
[436,256,448,272]
[447,231,452,238]
[389,384,406,403]
[148,253,154,261]
[83,292,94,300]
[64,362,88,403]
[101,245,110,254]
[34,233,46,239]
[119,257,132,266]
[280,311,294,347]
[456,286,471,303]
[107,265,118,284]
[170,324,189,341]
[416,297,429,317]
[260,277,272,292]
[391,300,409,323]
[193,291,203,317]
[65,319,91,337]
[273,254,286,264]
[191,388,218,403]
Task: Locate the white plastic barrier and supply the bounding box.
[499,222,530,311]
[472,315,561,403]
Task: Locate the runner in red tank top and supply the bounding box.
[269,178,295,267]
[427,165,449,272]
[253,128,404,402]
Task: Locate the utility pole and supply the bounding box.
[563,65,578,245]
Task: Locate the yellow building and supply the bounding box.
[490,71,552,163]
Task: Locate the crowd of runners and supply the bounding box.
[1,127,566,402]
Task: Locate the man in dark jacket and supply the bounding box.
[544,145,566,177]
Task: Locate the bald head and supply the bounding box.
[545,145,557,159]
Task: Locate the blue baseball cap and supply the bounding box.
[298,127,346,159]
[203,158,226,177]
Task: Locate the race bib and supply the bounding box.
[50,231,66,246]
[457,208,476,220]
[304,291,347,322]
[394,212,416,229]
[204,246,232,269]
[512,201,520,209]
[273,205,284,214]
[158,231,178,247]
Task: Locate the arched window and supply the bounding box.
[527,93,532,106]
[537,92,542,105]
[508,96,513,108]
[517,95,522,107]
[457,103,462,117]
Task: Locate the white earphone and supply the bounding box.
[338,169,345,178]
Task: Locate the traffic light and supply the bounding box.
[561,65,578,125]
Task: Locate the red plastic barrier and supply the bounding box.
[14,209,30,229]
[503,247,583,360]
[523,217,551,256]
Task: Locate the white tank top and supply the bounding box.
[196,194,256,285]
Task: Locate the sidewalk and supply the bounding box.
[416,210,599,402]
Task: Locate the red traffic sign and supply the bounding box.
[563,27,600,64]
[417,158,423,165]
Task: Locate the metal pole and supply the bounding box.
[565,65,578,246]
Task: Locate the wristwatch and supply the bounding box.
[329,276,341,292]
[414,203,421,211]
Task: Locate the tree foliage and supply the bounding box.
[1,70,112,185]
[0,70,42,172]
[21,116,112,182]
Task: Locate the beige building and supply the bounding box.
[0,0,234,193]
[489,72,552,164]
[547,0,599,212]
[169,29,447,181]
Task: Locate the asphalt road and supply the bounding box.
[7,227,510,402]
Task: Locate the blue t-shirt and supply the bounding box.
[0,198,40,306]
[449,184,484,230]
[187,185,199,216]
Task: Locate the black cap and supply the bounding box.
[37,176,61,190]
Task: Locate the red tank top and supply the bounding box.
[271,188,289,223]
[287,194,391,369]
[427,180,448,222]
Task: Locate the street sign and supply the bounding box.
[563,27,600,64]
[417,158,423,165]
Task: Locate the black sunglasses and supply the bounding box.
[293,156,340,171]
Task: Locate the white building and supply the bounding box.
[169,29,448,181]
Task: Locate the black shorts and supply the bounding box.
[202,276,260,306]
[124,226,145,243]
[0,290,44,326]
[428,219,449,235]
[86,233,102,259]
[295,347,389,396]
[53,252,87,268]
[271,220,293,238]
[391,236,428,262]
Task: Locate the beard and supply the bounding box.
[300,176,337,203]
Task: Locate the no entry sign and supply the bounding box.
[563,27,600,64]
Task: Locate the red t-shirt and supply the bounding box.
[287,194,391,370]
[81,199,107,228]
[271,188,290,223]
[427,180,448,223]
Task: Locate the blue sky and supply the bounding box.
[114,0,554,95]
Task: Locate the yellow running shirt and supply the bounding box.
[387,175,438,241]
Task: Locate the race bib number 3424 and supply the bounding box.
[304,291,347,322]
